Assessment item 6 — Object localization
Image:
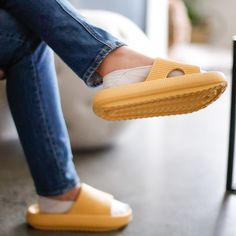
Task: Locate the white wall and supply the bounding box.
[146,0,169,56]
[194,0,236,47]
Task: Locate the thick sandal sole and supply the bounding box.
[28,224,127,232]
[26,205,132,232]
[93,72,227,121]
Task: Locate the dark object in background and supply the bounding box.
[227,37,236,192]
[0,69,5,80]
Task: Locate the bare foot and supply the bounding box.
[96,46,154,77]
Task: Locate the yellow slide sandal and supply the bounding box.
[26,184,132,232]
[93,58,227,121]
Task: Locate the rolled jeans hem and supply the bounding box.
[37,178,80,197]
[84,42,126,87]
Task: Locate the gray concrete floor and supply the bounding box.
[1,76,236,236]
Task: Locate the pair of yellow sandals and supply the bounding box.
[27,58,227,232]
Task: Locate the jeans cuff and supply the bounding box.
[37,177,80,197]
[83,41,127,87]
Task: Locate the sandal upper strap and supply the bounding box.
[146,58,200,81]
[69,183,112,216]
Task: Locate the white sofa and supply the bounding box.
[0,10,154,149]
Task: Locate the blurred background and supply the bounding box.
[1,1,236,235]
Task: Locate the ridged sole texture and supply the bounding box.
[93,73,227,121]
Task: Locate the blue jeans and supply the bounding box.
[0,0,125,196]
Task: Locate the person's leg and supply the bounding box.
[0,9,130,223]
[0,1,119,84]
[0,9,80,198]
[1,0,226,121]
[0,0,154,86]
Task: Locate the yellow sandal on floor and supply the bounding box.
[26,184,132,232]
[93,58,227,121]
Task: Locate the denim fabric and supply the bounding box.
[0,1,125,196]
[1,0,125,87]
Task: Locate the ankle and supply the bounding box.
[96,46,154,77]
[48,186,80,201]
